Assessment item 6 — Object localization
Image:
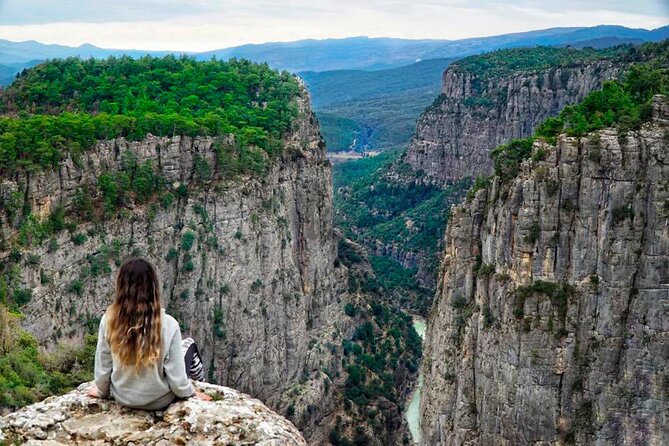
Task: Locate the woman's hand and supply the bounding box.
[86,386,99,398]
[194,390,212,401]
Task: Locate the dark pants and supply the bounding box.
[181,337,205,382]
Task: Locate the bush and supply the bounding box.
[181,231,196,251]
[526,222,541,244]
[166,248,178,261]
[72,233,87,246]
[0,309,95,411]
[12,288,32,306]
[612,205,634,223]
[213,309,226,339]
[69,281,83,296]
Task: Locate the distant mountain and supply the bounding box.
[0,23,668,152]
[198,25,669,72]
[0,40,175,85]
[300,57,456,108]
[300,58,455,151]
[0,39,173,64]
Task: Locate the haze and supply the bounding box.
[0,0,668,51]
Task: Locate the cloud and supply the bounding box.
[0,0,666,51]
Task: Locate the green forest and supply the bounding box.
[334,153,470,313]
[0,56,301,173]
[491,62,669,182]
[0,56,305,410]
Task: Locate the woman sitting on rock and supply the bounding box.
[88,257,211,409]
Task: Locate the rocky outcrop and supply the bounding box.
[406,61,624,183]
[0,381,307,445]
[420,97,669,445]
[0,89,351,442]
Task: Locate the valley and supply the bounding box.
[0,18,668,446]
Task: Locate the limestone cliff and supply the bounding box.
[420,97,669,445]
[406,60,624,183]
[0,381,307,445]
[0,89,350,442]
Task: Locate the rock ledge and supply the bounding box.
[0,382,307,445]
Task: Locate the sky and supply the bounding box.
[0,0,667,52]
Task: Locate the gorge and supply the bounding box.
[1,33,669,446]
[420,94,669,445]
[0,57,420,445]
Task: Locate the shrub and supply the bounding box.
[477,263,496,277]
[166,248,178,261]
[69,281,83,296]
[181,231,196,251]
[161,192,175,209]
[213,309,226,339]
[72,233,87,246]
[526,222,541,244]
[612,205,634,223]
[344,303,357,317]
[12,288,32,306]
[251,279,263,292]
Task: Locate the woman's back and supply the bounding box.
[93,257,194,410]
[95,309,194,410]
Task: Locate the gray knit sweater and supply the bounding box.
[94,309,195,410]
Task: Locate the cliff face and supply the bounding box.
[406,61,624,183]
[0,381,307,445]
[0,91,350,440]
[420,97,669,445]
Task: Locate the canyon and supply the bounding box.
[0,80,419,445]
[420,96,669,445]
[1,37,669,446]
[406,57,625,184]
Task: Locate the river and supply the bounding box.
[406,316,426,445]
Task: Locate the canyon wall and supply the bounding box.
[0,90,351,442]
[406,61,624,183]
[420,96,669,445]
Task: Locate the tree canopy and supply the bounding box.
[0,55,301,172]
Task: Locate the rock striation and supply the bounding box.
[0,381,307,445]
[406,61,624,183]
[420,96,669,445]
[0,88,350,442]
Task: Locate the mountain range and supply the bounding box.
[1,24,668,151]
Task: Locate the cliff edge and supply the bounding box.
[0,382,307,445]
[420,95,669,445]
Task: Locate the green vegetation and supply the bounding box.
[332,147,402,188]
[612,205,635,223]
[0,306,95,410]
[213,308,226,339]
[335,301,421,444]
[301,58,454,152]
[334,155,471,313]
[514,280,575,337]
[332,238,423,443]
[0,56,300,173]
[451,46,630,81]
[489,62,669,182]
[181,231,196,251]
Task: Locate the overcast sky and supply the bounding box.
[0,0,667,51]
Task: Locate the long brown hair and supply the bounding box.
[106,257,162,369]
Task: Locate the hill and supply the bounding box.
[199,25,669,73]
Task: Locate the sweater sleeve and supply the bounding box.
[164,328,195,398]
[94,315,112,398]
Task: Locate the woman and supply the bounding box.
[88,257,210,409]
